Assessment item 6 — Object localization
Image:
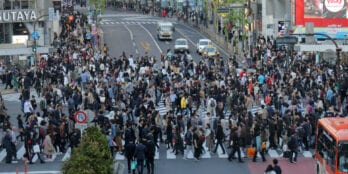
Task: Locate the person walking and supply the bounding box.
[273,159,282,174]
[213,123,226,154]
[184,127,193,160]
[125,140,136,174]
[288,132,298,163]
[252,123,267,162]
[264,164,276,174]
[145,136,156,174]
[228,126,244,163]
[193,127,201,161]
[43,132,56,161]
[3,129,13,163]
[135,141,146,174]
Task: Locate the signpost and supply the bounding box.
[275,36,298,44]
[74,111,88,134]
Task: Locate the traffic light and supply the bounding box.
[32,45,37,53]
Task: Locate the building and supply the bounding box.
[0,0,61,66]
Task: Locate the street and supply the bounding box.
[0,8,317,174]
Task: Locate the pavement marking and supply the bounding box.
[0,149,6,162]
[16,145,25,160]
[217,146,228,158]
[61,147,71,161]
[166,149,176,159]
[0,171,61,174]
[135,49,139,54]
[155,149,159,160]
[138,24,163,53]
[124,24,134,41]
[268,149,280,158]
[303,151,313,158]
[32,153,38,163]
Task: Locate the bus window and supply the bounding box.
[317,125,336,172]
[338,143,348,172]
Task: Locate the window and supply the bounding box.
[317,125,336,173]
[338,143,348,173]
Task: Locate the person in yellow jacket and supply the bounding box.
[180,94,187,115]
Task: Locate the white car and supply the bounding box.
[196,39,212,54]
[174,38,189,53]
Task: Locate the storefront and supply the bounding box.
[0,0,57,67]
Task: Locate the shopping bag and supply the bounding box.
[33,144,41,153]
[247,147,256,158]
[131,160,137,170]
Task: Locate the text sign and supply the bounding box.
[0,10,37,23]
[217,8,230,14]
[276,36,298,44]
[31,31,40,40]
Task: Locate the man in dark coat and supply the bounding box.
[228,127,244,163]
[125,140,136,174]
[134,141,146,174]
[145,135,156,174]
[287,132,298,163]
[3,129,13,163]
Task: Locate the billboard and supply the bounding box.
[295,0,348,27]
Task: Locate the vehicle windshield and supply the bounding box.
[338,142,348,172]
[205,47,216,52]
[176,40,187,45]
[199,41,209,45]
[160,26,171,31]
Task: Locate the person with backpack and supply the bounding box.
[207,97,217,118]
[184,127,193,160]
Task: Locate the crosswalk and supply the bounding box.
[99,21,159,25]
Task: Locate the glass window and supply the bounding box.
[338,143,348,173]
[200,41,209,45]
[317,125,336,173]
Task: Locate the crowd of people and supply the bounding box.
[0,7,347,174]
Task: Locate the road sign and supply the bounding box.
[74,111,88,124]
[217,8,230,14]
[31,31,40,40]
[275,36,298,44]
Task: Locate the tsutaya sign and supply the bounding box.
[0,10,38,23]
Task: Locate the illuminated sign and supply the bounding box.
[295,0,348,27]
[0,10,37,23]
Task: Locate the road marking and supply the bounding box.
[166,149,176,159]
[268,149,280,158]
[165,41,170,44]
[0,149,6,162]
[124,25,134,41]
[303,151,313,158]
[217,145,228,158]
[16,145,25,160]
[133,42,136,46]
[138,24,163,53]
[135,49,139,55]
[140,41,151,51]
[0,171,61,174]
[61,148,71,161]
[155,149,159,160]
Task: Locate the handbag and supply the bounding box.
[131,160,137,170]
[247,147,256,158]
[33,144,41,153]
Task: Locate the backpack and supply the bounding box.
[210,99,216,108]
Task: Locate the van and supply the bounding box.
[157,22,174,40]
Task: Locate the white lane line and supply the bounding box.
[166,149,176,159]
[303,151,313,158]
[0,149,6,162]
[124,24,134,41]
[61,147,71,161]
[217,145,228,158]
[0,171,61,174]
[268,149,280,158]
[135,49,139,54]
[138,24,163,53]
[133,42,136,46]
[16,145,25,160]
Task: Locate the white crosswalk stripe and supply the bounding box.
[0,143,314,164]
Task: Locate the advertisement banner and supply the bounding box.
[295,0,348,27]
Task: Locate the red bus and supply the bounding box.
[315,117,348,174]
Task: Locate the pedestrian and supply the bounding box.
[228,125,244,163]
[43,132,56,160]
[3,129,13,163]
[213,123,226,154]
[135,141,146,174]
[193,127,201,161]
[145,135,156,174]
[184,127,193,160]
[125,140,136,174]
[287,132,298,163]
[273,159,282,174]
[264,164,276,174]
